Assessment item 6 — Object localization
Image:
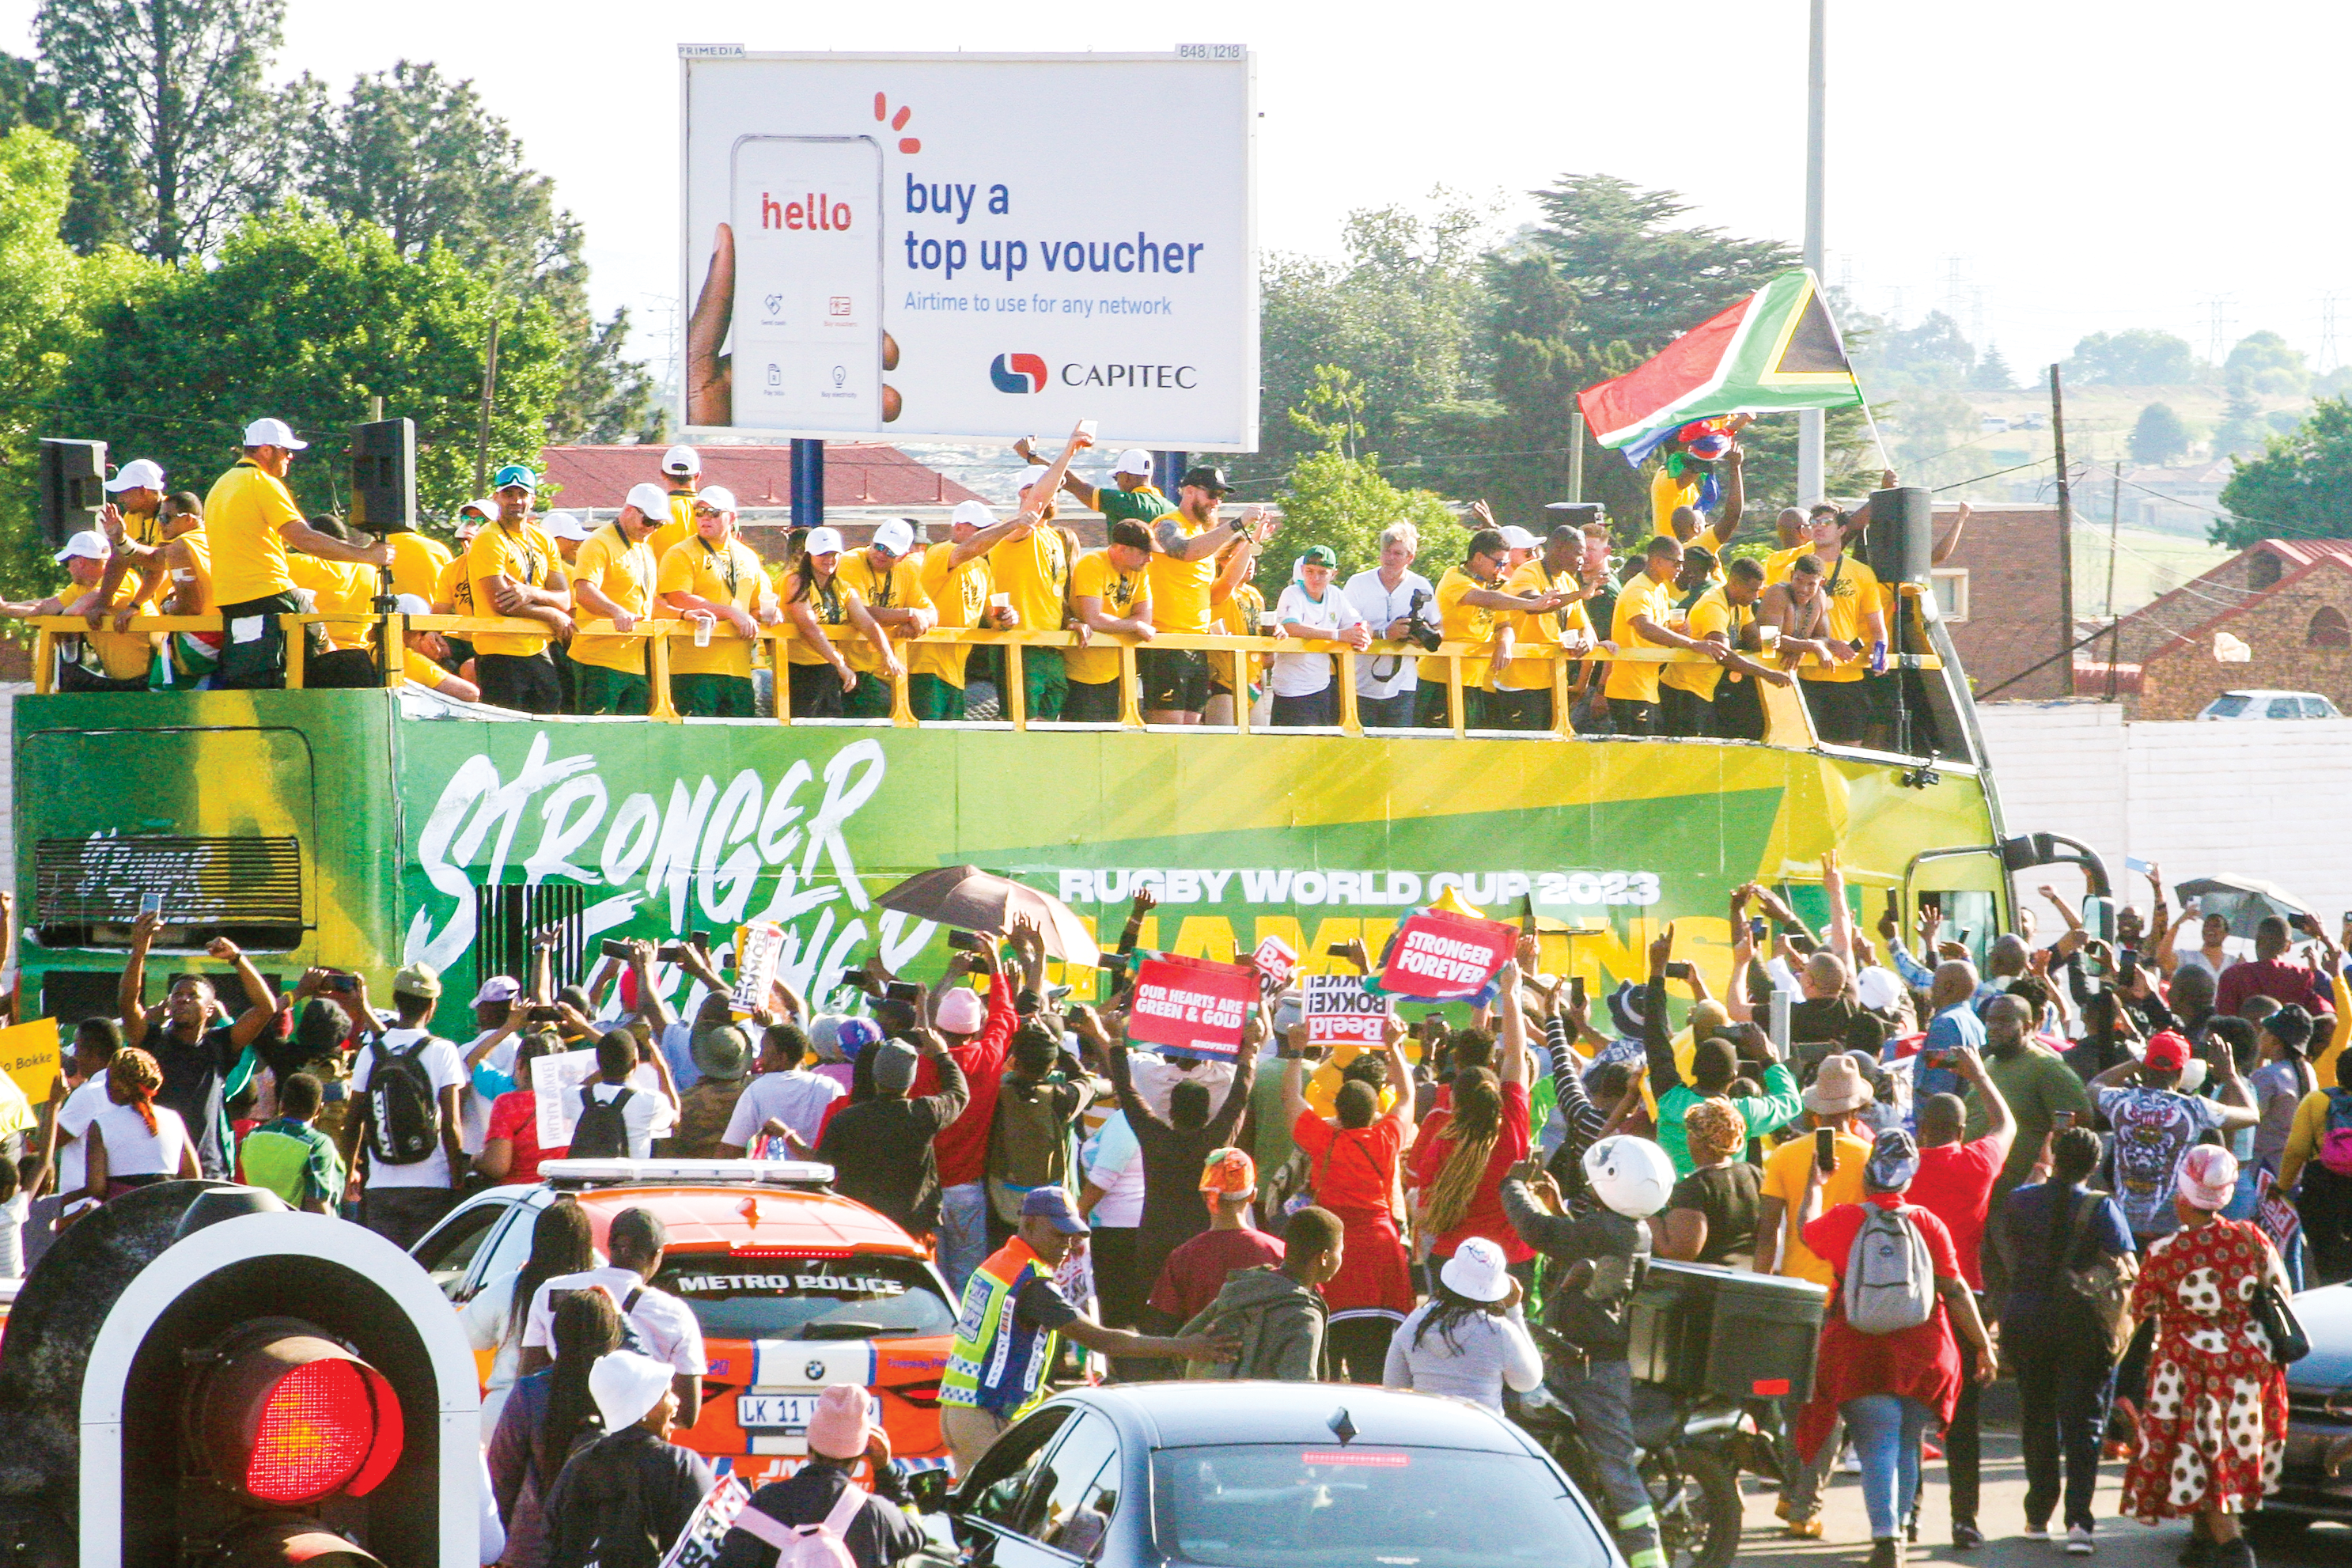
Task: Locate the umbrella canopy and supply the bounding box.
[2170,874,2314,938]
[876,865,1102,967]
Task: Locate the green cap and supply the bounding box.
[1301,545,1339,569]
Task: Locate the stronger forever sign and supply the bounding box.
[1128,953,1256,1061]
[1379,910,1516,1002]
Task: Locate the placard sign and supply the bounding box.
[659,1475,753,1568]
[1251,934,1297,992]
[730,919,786,1012]
[0,1018,59,1127]
[1128,953,1255,1062]
[534,1047,601,1150]
[1378,911,1516,1002]
[1305,974,1386,1047]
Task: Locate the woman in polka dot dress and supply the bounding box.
[2119,1145,2292,1568]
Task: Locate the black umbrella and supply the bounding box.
[875,865,1102,966]
[2170,874,2314,938]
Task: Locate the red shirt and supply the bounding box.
[486,1089,559,1185]
[1147,1223,1286,1324]
[913,982,1020,1187]
[2214,958,2333,1020]
[1292,1111,1403,1221]
[1906,1133,2009,1291]
[1407,1080,1533,1263]
[1796,1195,1965,1460]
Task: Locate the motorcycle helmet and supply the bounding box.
[1581,1134,1676,1219]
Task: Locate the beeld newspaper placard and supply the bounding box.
[1304,974,1386,1047]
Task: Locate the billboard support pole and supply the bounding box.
[791,439,825,531]
[1153,451,1187,497]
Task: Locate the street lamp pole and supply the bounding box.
[1799,0,1827,506]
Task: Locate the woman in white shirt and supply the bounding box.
[81,1047,199,1203]
[1271,547,1370,728]
[1382,1237,1543,1415]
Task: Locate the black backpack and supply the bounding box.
[365,1032,445,1165]
[570,1085,636,1159]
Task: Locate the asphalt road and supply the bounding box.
[1731,1430,2346,1568]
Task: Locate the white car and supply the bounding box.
[2197,689,2343,721]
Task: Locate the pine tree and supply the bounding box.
[1970,343,2014,392]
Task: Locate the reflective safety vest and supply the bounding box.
[941,1237,1060,1417]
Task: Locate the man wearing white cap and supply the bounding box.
[100,457,169,554]
[540,1348,714,1568]
[1017,437,1174,531]
[649,444,701,561]
[834,517,935,719]
[97,486,218,688]
[541,510,591,566]
[913,499,1027,720]
[568,483,666,714]
[207,418,392,688]
[464,464,572,714]
[389,593,479,701]
[655,483,778,718]
[0,532,151,691]
[988,421,1096,722]
[431,499,495,676]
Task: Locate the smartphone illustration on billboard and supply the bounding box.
[729,135,883,431]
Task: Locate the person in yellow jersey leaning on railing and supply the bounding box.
[568,483,667,716]
[0,531,150,691]
[778,526,899,720]
[287,516,384,688]
[834,517,935,721]
[464,464,571,714]
[654,485,779,719]
[93,479,218,688]
[1142,464,1274,725]
[1763,507,1886,747]
[913,499,1025,721]
[1601,533,1710,737]
[1419,509,1574,731]
[208,418,392,690]
[1487,522,1595,733]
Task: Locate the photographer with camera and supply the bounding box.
[1343,524,1435,729]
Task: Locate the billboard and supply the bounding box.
[679,47,1257,449]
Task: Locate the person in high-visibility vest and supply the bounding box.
[937,1186,1233,1472]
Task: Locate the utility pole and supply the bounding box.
[2105,459,2123,701]
[473,314,502,498]
[1797,0,1827,506]
[2051,363,2077,697]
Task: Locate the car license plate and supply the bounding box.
[737,1394,823,1432]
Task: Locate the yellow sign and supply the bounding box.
[0,1017,62,1124]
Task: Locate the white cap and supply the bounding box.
[661,444,700,476]
[804,526,845,555]
[543,510,590,541]
[1497,525,1541,551]
[393,593,433,615]
[623,482,672,520]
[457,498,495,521]
[872,517,916,556]
[1855,966,1906,1014]
[53,529,108,564]
[1111,447,1154,477]
[949,499,995,532]
[241,418,309,451]
[1438,1237,1513,1303]
[1015,464,1052,491]
[589,1349,676,1431]
[105,458,165,493]
[698,484,739,514]
[472,975,521,1006]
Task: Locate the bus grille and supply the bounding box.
[34,835,305,930]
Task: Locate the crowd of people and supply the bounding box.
[5,854,2340,1568]
[1,415,1967,744]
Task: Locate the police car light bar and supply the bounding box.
[538,1158,836,1189]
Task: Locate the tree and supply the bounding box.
[2129,401,2191,465]
[34,0,295,262]
[2223,329,2308,398]
[1858,309,1974,392]
[50,209,569,518]
[2066,328,2199,387]
[1256,366,1468,600]
[2214,398,2352,548]
[2212,376,2269,460]
[1970,343,2014,392]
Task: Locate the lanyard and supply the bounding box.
[699,538,740,600]
[814,576,843,623]
[500,524,541,586]
[867,557,896,608]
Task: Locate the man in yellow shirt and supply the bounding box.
[464,464,572,714]
[1753,1065,1877,1287]
[390,594,480,702]
[1066,521,1156,723]
[209,418,392,688]
[656,484,778,718]
[1421,525,1573,730]
[1601,536,1710,736]
[834,517,935,720]
[988,423,1096,722]
[287,519,384,688]
[384,526,453,604]
[647,445,701,562]
[1661,557,1791,739]
[912,499,1023,720]
[568,482,667,715]
[1763,510,1887,746]
[1488,524,1594,732]
[1657,441,1746,571]
[0,532,151,690]
[94,474,217,684]
[1143,464,1274,723]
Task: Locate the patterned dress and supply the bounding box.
[2119,1218,2289,1520]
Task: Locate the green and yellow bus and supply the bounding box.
[11,593,2066,1028]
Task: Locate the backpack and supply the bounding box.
[365,1032,446,1166]
[2318,1088,2352,1177]
[570,1085,637,1160]
[729,1483,865,1568]
[1843,1203,1936,1335]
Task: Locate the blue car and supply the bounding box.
[926,1382,1623,1568]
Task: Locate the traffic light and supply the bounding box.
[0,1183,479,1568]
[37,437,107,548]
[349,418,417,535]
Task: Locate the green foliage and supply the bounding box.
[2129,402,2191,465]
[1970,343,2014,392]
[2066,328,2199,387]
[1890,388,1978,474]
[2223,330,2308,398]
[1256,367,1468,600]
[2213,398,2352,548]
[1856,309,1975,392]
[50,208,568,519]
[2212,377,2269,460]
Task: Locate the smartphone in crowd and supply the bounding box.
[322,973,358,995]
[1325,942,1354,957]
[1569,975,1587,1009]
[1664,960,1696,980]
[946,930,989,953]
[138,891,164,918]
[1748,917,1769,943]
[1815,1126,1839,1176]
[600,937,636,960]
[884,980,923,1005]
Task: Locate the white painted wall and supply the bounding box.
[1976,699,2352,943]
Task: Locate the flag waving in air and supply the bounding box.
[1577,269,1865,464]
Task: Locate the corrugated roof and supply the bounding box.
[537,443,987,509]
[2140,540,2352,662]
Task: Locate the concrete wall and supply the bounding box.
[1976,699,2352,934]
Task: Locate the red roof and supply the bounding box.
[2142,540,2352,662]
[537,443,986,509]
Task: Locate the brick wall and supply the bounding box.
[2136,560,2352,719]
[1936,505,2074,699]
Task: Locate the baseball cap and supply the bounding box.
[949,499,995,531]
[619,482,668,520]
[53,530,107,564]
[1021,1185,1089,1235]
[661,445,701,477]
[457,498,496,521]
[472,975,521,1006]
[1180,464,1233,494]
[241,418,309,451]
[1111,447,1154,477]
[804,526,845,556]
[393,593,432,615]
[1199,1146,1256,1195]
[872,517,916,556]
[872,1039,920,1094]
[1300,544,1339,569]
[543,510,590,541]
[697,484,739,514]
[1497,525,1541,551]
[1014,464,1053,492]
[2143,1030,2191,1072]
[105,458,165,493]
[392,961,441,998]
[490,464,536,493]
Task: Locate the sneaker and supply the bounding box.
[1841,1447,1863,1474]
[2066,1526,2096,1555]
[2024,1526,2052,1543]
[1869,1540,1903,1568]
[1782,1514,1824,1540]
[1953,1521,1987,1549]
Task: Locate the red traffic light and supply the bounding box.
[189,1320,405,1509]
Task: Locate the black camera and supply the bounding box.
[1404,589,1444,653]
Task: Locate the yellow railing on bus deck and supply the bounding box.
[25,612,1941,749]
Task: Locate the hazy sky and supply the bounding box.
[2,0,2337,386]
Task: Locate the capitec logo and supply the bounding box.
[989,352,1048,393]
